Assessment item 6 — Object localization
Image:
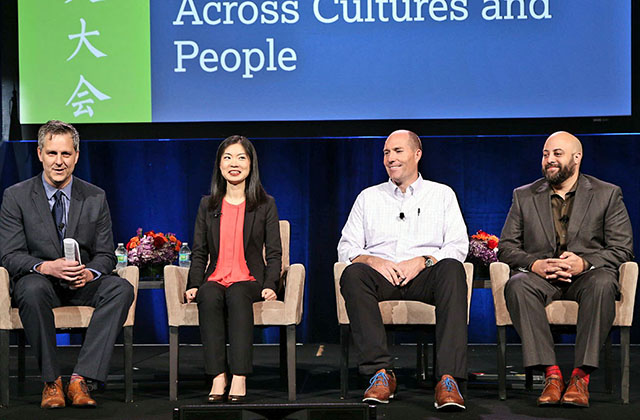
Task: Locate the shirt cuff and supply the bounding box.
[32,262,44,273]
[87,268,101,281]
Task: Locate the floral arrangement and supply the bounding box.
[467,230,499,266]
[126,228,182,267]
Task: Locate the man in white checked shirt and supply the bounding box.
[338,130,469,410]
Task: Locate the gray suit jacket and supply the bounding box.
[498,173,634,271]
[0,174,117,284]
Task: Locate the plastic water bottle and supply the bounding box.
[115,243,128,269]
[179,243,191,268]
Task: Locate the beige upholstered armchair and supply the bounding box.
[490,261,638,404]
[164,220,305,401]
[333,261,474,398]
[0,265,139,407]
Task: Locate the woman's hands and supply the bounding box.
[185,287,198,303]
[261,288,276,301]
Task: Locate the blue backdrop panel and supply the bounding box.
[1,134,638,345]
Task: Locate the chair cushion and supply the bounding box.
[545,301,578,325]
[254,301,288,325]
[171,301,293,327]
[379,301,436,325]
[11,307,95,329]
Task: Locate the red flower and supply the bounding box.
[153,235,168,249]
[126,237,140,250]
[488,237,499,249]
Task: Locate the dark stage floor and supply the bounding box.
[1,343,638,420]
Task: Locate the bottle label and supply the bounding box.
[179,254,189,262]
[117,255,127,264]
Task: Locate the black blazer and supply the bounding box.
[0,174,117,284]
[187,195,282,292]
[498,173,634,271]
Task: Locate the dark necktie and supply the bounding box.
[52,190,65,247]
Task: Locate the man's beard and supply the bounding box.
[543,161,576,186]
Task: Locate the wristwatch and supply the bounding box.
[423,256,434,268]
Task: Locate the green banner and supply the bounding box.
[19,0,151,123]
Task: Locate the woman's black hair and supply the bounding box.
[208,135,268,211]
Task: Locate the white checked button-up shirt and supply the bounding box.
[337,175,468,264]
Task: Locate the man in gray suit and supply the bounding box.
[0,120,134,409]
[498,131,634,408]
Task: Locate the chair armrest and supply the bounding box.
[282,263,305,325]
[117,266,139,327]
[490,262,512,326]
[164,265,189,326]
[462,262,474,323]
[0,267,11,329]
[334,262,349,324]
[616,262,638,326]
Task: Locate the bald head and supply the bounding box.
[545,131,583,155]
[387,130,422,151]
[541,131,582,187]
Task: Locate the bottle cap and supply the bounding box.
[118,243,124,246]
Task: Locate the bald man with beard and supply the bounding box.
[498,131,634,408]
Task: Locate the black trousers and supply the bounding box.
[12,273,134,383]
[340,259,468,379]
[196,280,262,376]
[504,267,618,370]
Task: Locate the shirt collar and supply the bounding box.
[387,173,424,197]
[550,176,579,197]
[42,173,73,201]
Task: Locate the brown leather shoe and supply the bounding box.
[434,375,465,410]
[66,378,97,407]
[537,374,565,406]
[41,377,65,409]
[362,369,397,404]
[561,375,589,407]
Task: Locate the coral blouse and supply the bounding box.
[208,199,256,287]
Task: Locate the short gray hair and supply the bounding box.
[37,120,80,151]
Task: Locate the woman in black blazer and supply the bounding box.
[184,135,282,402]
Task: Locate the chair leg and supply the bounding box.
[416,332,426,385]
[620,326,630,404]
[1,330,9,408]
[123,326,133,403]
[279,326,287,383]
[17,331,25,384]
[340,325,349,399]
[432,335,437,381]
[169,326,179,401]
[525,367,533,391]
[17,331,25,396]
[604,332,613,394]
[286,325,296,401]
[497,326,507,400]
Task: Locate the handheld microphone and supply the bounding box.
[399,212,405,220]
